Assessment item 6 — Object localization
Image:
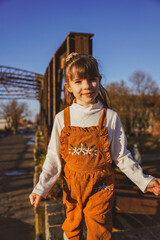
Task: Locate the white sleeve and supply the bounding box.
[110,114,153,192]
[32,115,62,198]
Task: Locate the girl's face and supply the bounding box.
[65,76,100,106]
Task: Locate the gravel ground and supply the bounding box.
[0,131,36,240]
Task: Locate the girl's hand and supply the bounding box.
[146,178,160,196]
[29,193,42,208]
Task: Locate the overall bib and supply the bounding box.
[60,107,115,240]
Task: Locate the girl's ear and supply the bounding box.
[64,82,73,93]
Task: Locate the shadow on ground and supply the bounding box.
[0,217,35,240]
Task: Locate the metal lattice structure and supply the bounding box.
[0,66,44,100]
[0,32,94,145]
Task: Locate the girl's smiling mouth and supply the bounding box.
[83,92,92,96]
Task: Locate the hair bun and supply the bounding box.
[66,52,79,63]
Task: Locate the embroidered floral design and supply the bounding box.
[79,144,85,155]
[69,143,97,156]
[69,143,80,155]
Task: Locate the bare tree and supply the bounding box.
[106,80,133,134]
[129,71,159,95]
[106,75,160,136]
[0,100,29,133]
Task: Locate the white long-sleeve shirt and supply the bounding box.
[32,101,153,198]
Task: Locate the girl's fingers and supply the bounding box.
[29,194,35,205]
[29,194,42,207]
[153,188,159,196]
[34,195,42,208]
[153,178,160,187]
[147,178,160,196]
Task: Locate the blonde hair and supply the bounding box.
[64,53,111,108]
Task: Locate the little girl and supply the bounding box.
[29,53,160,240]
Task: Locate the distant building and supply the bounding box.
[0,119,7,130]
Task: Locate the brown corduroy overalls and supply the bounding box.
[60,107,115,240]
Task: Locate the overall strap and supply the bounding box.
[98,108,107,129]
[64,107,70,127]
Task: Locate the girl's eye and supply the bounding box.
[75,80,81,84]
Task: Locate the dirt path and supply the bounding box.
[0,130,36,240]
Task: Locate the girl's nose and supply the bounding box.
[83,79,90,89]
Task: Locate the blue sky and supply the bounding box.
[0,0,160,120]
